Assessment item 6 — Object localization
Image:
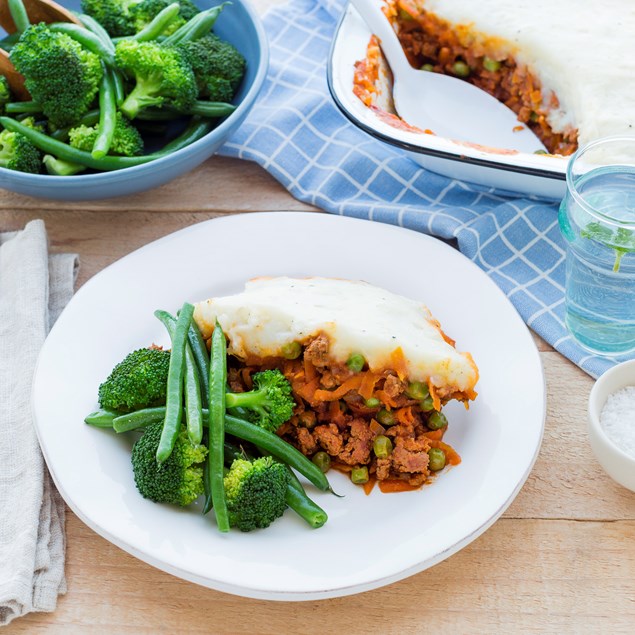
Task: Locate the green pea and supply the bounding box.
[346,353,365,373]
[364,397,381,408]
[312,451,331,473]
[534,149,548,155]
[405,381,429,400]
[452,61,470,77]
[529,111,540,123]
[351,466,369,484]
[419,396,435,412]
[427,411,448,431]
[428,448,446,471]
[281,341,302,359]
[373,435,393,459]
[482,56,501,72]
[376,409,396,426]
[421,63,434,72]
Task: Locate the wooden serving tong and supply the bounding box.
[0,0,81,99]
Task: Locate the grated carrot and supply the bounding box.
[358,372,379,401]
[313,375,363,402]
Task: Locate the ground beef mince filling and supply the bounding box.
[227,334,462,492]
[353,0,578,156]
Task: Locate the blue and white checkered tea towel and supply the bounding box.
[219,0,617,378]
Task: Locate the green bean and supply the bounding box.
[428,448,446,471]
[0,116,154,170]
[134,2,181,41]
[427,411,448,431]
[155,302,194,463]
[351,466,369,484]
[346,353,365,373]
[135,109,184,121]
[189,101,237,118]
[187,319,210,409]
[0,116,210,171]
[103,404,336,494]
[311,451,331,473]
[112,70,126,108]
[155,310,203,446]
[0,32,21,52]
[206,321,229,531]
[92,66,117,159]
[84,408,119,428]
[8,0,30,34]
[159,117,213,152]
[162,4,227,46]
[5,101,41,114]
[76,13,116,52]
[113,407,167,433]
[225,415,333,493]
[48,23,116,66]
[49,110,100,141]
[285,469,328,528]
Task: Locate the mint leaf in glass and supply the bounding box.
[581,222,635,272]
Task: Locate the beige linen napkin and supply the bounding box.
[0,220,78,626]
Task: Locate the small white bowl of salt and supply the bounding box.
[588,359,635,492]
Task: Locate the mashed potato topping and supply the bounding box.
[193,277,478,398]
[399,0,635,147]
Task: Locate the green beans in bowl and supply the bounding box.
[0,0,268,200]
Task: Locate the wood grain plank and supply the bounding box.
[4,514,635,634]
[0,157,318,213]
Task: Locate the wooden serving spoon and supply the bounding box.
[0,0,81,99]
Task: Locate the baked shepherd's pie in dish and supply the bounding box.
[329,0,635,196]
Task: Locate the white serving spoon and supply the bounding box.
[349,0,546,153]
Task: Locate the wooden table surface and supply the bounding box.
[3,2,635,633]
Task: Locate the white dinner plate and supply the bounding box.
[328,5,569,199]
[32,212,545,600]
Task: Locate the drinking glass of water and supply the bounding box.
[559,136,635,355]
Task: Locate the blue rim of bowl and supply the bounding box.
[326,8,567,182]
[0,0,269,186]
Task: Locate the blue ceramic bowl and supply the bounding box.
[0,0,268,200]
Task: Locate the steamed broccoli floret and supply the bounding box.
[98,347,171,412]
[224,456,289,531]
[80,0,139,37]
[178,34,245,102]
[43,154,86,176]
[0,126,41,173]
[225,369,295,433]
[10,24,103,127]
[132,421,207,506]
[69,112,144,156]
[131,0,201,35]
[115,39,197,119]
[81,0,200,37]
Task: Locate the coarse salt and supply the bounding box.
[600,386,635,459]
